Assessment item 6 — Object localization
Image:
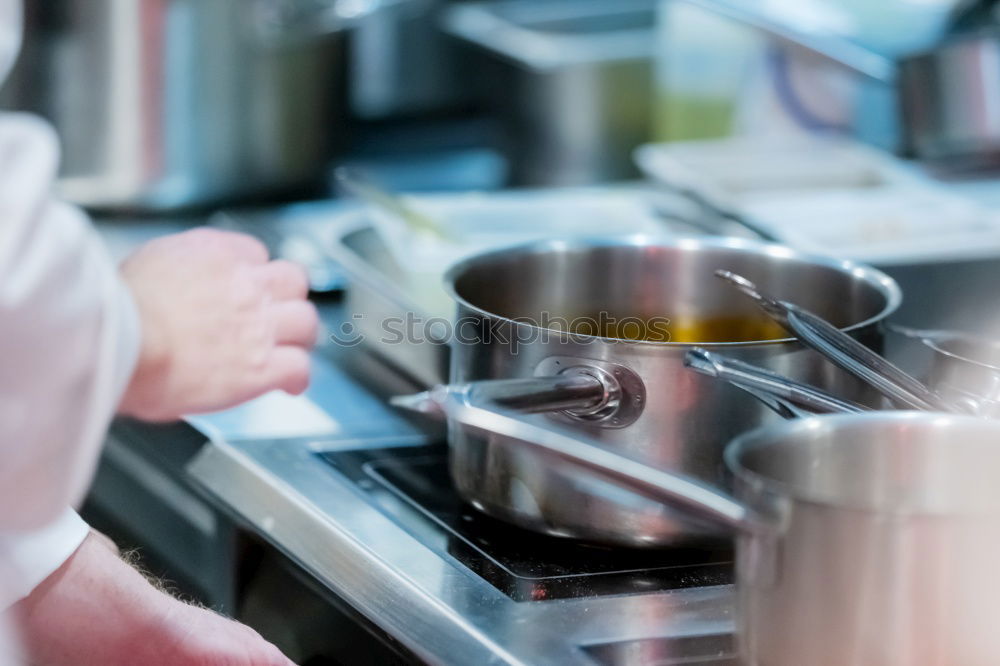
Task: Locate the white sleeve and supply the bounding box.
[0,508,89,609]
[0,114,141,531]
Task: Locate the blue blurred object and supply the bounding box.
[336,149,508,193]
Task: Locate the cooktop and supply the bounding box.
[319,443,733,603]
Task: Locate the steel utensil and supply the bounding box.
[442,236,899,546]
[395,391,1000,666]
[649,180,781,242]
[333,167,455,241]
[716,270,951,411]
[684,347,870,418]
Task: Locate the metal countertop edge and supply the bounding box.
[186,439,528,666]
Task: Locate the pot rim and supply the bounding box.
[443,235,902,348]
[724,410,1000,514]
[923,335,1000,373]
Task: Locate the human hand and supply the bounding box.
[12,532,296,666]
[117,228,318,422]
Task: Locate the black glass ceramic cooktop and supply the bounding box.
[319,443,733,602]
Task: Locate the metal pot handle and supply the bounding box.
[391,387,776,534]
[412,361,645,427]
[456,374,608,415]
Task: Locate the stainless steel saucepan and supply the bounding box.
[395,394,1000,666]
[893,325,1000,419]
[434,236,900,546]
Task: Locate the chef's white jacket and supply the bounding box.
[0,113,140,632]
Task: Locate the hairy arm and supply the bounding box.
[8,532,294,666]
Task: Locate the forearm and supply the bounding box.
[9,532,294,666]
[10,532,175,666]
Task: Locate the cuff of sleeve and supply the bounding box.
[0,509,89,609]
[111,275,142,401]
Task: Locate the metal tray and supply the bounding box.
[324,213,451,387]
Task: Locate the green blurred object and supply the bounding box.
[652,0,761,142]
[654,94,737,141]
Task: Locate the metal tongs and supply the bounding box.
[683,347,869,419]
[715,270,957,412]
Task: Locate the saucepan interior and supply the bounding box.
[446,236,900,347]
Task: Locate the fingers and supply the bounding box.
[260,346,311,396]
[259,259,310,301]
[271,300,319,347]
[185,228,270,264]
[256,639,297,666]
[226,233,269,264]
[225,621,295,666]
[162,606,297,666]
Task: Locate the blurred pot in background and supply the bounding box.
[899,27,1000,169]
[0,0,412,212]
[444,0,657,186]
[349,0,470,120]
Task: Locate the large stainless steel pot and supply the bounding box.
[442,237,900,546]
[420,402,1000,666]
[730,412,1000,666]
[0,0,401,210]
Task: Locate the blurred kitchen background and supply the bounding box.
[10,0,1000,664]
[11,0,1000,347]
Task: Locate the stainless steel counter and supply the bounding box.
[187,407,736,666]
